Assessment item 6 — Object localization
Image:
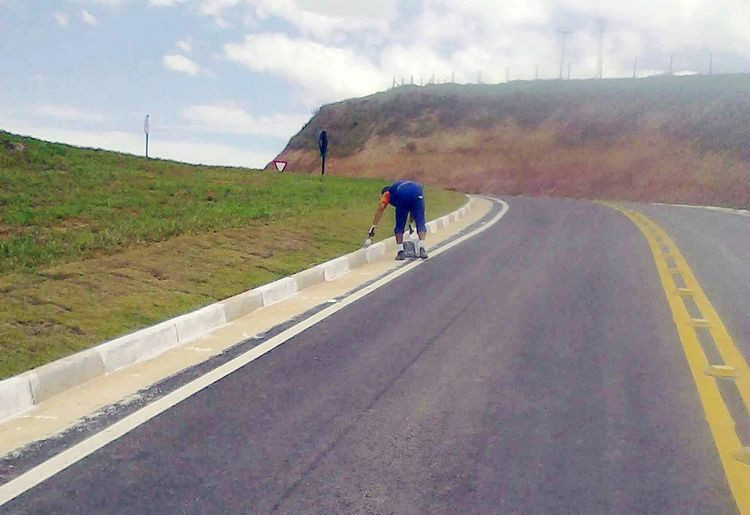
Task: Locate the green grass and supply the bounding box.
[0,132,465,378]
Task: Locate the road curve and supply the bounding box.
[2,197,742,514]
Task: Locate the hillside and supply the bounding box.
[276,74,750,207]
[0,132,463,377]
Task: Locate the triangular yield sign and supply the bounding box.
[273,160,287,172]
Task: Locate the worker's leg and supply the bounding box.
[412,194,428,258]
[394,205,409,259]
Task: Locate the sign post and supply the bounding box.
[318,130,328,175]
[144,114,150,159]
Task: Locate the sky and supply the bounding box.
[2,0,750,168]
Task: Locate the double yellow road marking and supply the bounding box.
[603,203,750,513]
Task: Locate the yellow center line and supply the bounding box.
[600,202,750,514]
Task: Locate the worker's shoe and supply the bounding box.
[419,247,428,259]
[395,250,406,260]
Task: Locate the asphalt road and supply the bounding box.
[2,197,744,514]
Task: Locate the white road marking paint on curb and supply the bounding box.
[0,198,509,507]
[651,202,750,219]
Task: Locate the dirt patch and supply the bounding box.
[280,123,750,208]
[4,141,26,153]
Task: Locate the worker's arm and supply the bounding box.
[371,204,386,228]
[368,192,390,236]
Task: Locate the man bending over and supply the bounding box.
[367,180,428,260]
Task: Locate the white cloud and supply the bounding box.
[180,103,308,138]
[75,0,129,6]
[34,104,107,123]
[149,0,186,6]
[198,0,241,27]
[53,12,70,27]
[81,9,98,25]
[224,33,384,106]
[176,38,192,52]
[163,54,201,75]
[252,0,397,42]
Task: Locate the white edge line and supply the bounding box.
[0,197,509,507]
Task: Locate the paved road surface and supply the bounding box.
[3,197,745,514]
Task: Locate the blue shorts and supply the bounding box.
[392,182,426,235]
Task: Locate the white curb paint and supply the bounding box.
[346,249,368,269]
[0,376,34,422]
[98,321,179,374]
[257,277,297,306]
[221,290,263,323]
[364,242,386,263]
[174,304,227,344]
[0,195,479,424]
[29,350,105,404]
[291,267,326,291]
[319,256,350,281]
[651,202,750,219]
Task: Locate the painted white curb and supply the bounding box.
[174,304,227,344]
[98,321,179,374]
[221,290,263,322]
[0,194,480,423]
[257,277,297,306]
[319,256,350,281]
[0,376,34,422]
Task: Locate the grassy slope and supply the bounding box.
[277,74,750,207]
[0,132,464,378]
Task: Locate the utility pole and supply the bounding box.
[633,57,637,78]
[143,114,149,159]
[668,54,673,75]
[506,66,510,83]
[567,62,571,80]
[410,75,413,84]
[392,77,396,88]
[596,18,606,79]
[558,30,571,80]
[709,52,713,75]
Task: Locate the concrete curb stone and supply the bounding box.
[29,349,105,404]
[0,376,34,422]
[257,277,297,307]
[174,304,227,345]
[319,256,350,281]
[346,249,369,269]
[291,267,326,291]
[97,321,179,373]
[221,290,263,322]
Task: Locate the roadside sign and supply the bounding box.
[273,159,287,172]
[318,130,328,175]
[318,130,328,156]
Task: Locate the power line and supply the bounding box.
[596,18,606,79]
